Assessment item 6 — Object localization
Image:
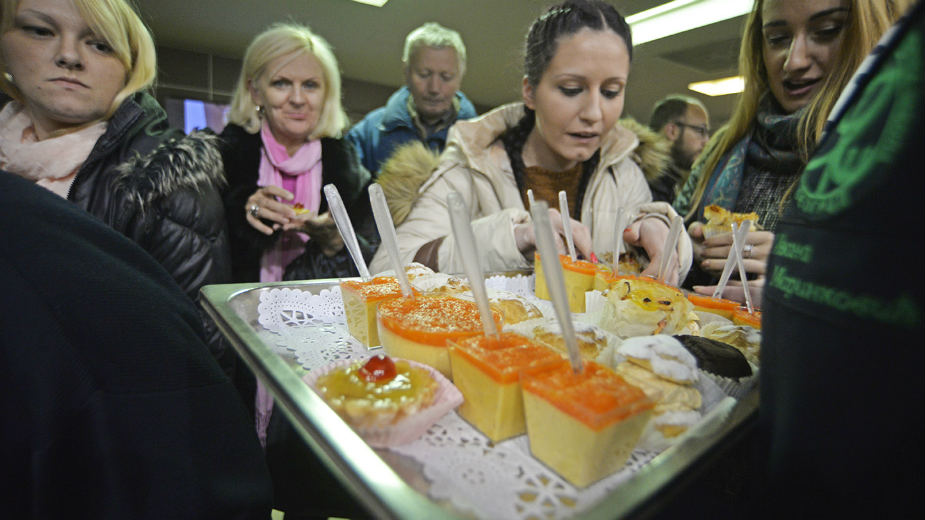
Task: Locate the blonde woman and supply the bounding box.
[218,22,372,520]
[0,0,232,370]
[220,22,374,285]
[674,0,908,293]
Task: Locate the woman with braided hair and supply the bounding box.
[370,0,692,284]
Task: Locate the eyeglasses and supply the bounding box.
[674,121,711,138]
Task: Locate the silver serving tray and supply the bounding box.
[201,278,758,519]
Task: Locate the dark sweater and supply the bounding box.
[761,5,924,518]
[0,172,272,519]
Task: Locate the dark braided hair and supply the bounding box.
[501,0,633,208]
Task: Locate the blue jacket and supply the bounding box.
[346,86,478,174]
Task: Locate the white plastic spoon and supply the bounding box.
[612,207,627,274]
[447,192,498,338]
[368,183,413,297]
[712,220,751,299]
[657,215,684,285]
[558,191,577,262]
[323,184,370,281]
[531,201,583,374]
[730,221,755,313]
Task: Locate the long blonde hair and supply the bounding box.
[227,22,348,138]
[684,0,909,221]
[0,0,156,120]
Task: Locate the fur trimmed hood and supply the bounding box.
[617,117,672,183]
[377,141,441,226]
[377,114,671,227]
[113,130,225,209]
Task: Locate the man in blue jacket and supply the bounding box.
[347,22,477,175]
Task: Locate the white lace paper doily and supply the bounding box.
[255,279,728,519]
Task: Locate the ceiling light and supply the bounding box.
[688,75,745,96]
[627,0,753,45]
[350,0,389,6]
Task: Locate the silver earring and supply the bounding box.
[256,105,265,117]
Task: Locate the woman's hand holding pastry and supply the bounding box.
[699,230,774,275]
[245,186,296,235]
[625,217,680,285]
[287,211,345,257]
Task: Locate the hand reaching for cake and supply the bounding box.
[625,217,679,286]
[514,207,592,259]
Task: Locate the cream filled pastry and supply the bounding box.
[453,289,544,325]
[531,321,613,364]
[600,277,699,339]
[617,335,699,385]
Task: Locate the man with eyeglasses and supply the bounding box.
[648,95,711,203]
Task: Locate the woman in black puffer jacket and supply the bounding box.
[0,0,232,374]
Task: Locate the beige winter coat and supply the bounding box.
[369,103,693,279]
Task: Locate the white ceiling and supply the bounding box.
[135,0,746,124]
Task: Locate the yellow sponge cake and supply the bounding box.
[521,360,653,487]
[340,277,406,348]
[449,332,562,442]
[534,253,596,313]
[377,296,501,378]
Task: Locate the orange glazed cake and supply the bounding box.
[377,296,501,378]
[732,307,762,329]
[521,360,654,487]
[340,277,407,348]
[448,332,562,442]
[534,253,596,313]
[593,264,617,292]
[687,293,740,320]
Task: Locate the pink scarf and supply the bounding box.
[0,101,106,198]
[255,122,323,447]
[257,121,323,283]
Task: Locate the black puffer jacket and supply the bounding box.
[219,123,376,283]
[26,92,233,374]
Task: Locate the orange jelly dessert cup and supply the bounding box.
[534,252,596,313]
[340,276,408,348]
[687,293,740,320]
[449,332,563,442]
[521,360,654,487]
[593,264,615,292]
[377,296,502,378]
[732,306,762,329]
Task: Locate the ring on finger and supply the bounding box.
[249,204,260,218]
[743,243,754,258]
